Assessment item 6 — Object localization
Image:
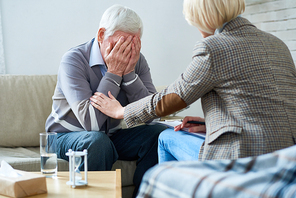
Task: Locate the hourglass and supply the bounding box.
[74,155,82,180]
[66,149,88,188]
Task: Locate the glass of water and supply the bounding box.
[40,132,57,178]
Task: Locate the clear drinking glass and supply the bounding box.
[40,132,57,178]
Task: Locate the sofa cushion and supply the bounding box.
[0,147,68,171]
[112,159,136,186]
[0,75,57,147]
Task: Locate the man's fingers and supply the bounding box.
[123,41,132,57]
[126,37,141,71]
[108,36,132,63]
[108,36,138,57]
[133,36,141,52]
[120,36,133,55]
[104,42,112,58]
[108,36,125,56]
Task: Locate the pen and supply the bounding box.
[186,121,205,125]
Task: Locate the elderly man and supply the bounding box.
[45,4,166,197]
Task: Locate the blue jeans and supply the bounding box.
[56,124,167,197]
[158,128,205,163]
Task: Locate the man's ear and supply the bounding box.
[97,28,106,43]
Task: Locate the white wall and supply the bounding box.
[0,7,5,74]
[243,0,296,64]
[0,0,203,117]
[2,0,295,118]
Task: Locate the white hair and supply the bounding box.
[99,4,143,40]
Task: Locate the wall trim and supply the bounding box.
[0,8,6,74]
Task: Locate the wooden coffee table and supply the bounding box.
[32,170,121,198]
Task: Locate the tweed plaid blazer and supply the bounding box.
[124,17,296,160]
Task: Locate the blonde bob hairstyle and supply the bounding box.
[183,0,245,34]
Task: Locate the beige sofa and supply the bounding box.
[0,75,137,198]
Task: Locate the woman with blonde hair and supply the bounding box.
[91,0,296,164]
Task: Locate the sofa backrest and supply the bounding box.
[0,75,57,147]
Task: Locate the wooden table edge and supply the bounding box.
[115,169,122,198]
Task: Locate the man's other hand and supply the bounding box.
[124,36,141,75]
[104,36,133,77]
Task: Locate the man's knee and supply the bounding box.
[78,131,117,171]
[78,131,112,151]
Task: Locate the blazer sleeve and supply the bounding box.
[124,41,218,127]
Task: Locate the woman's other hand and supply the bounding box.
[174,116,206,133]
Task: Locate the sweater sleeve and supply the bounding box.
[58,50,122,132]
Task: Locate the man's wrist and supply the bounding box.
[104,72,122,87]
[122,74,138,86]
[122,70,136,82]
[123,69,135,76]
[107,70,123,77]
